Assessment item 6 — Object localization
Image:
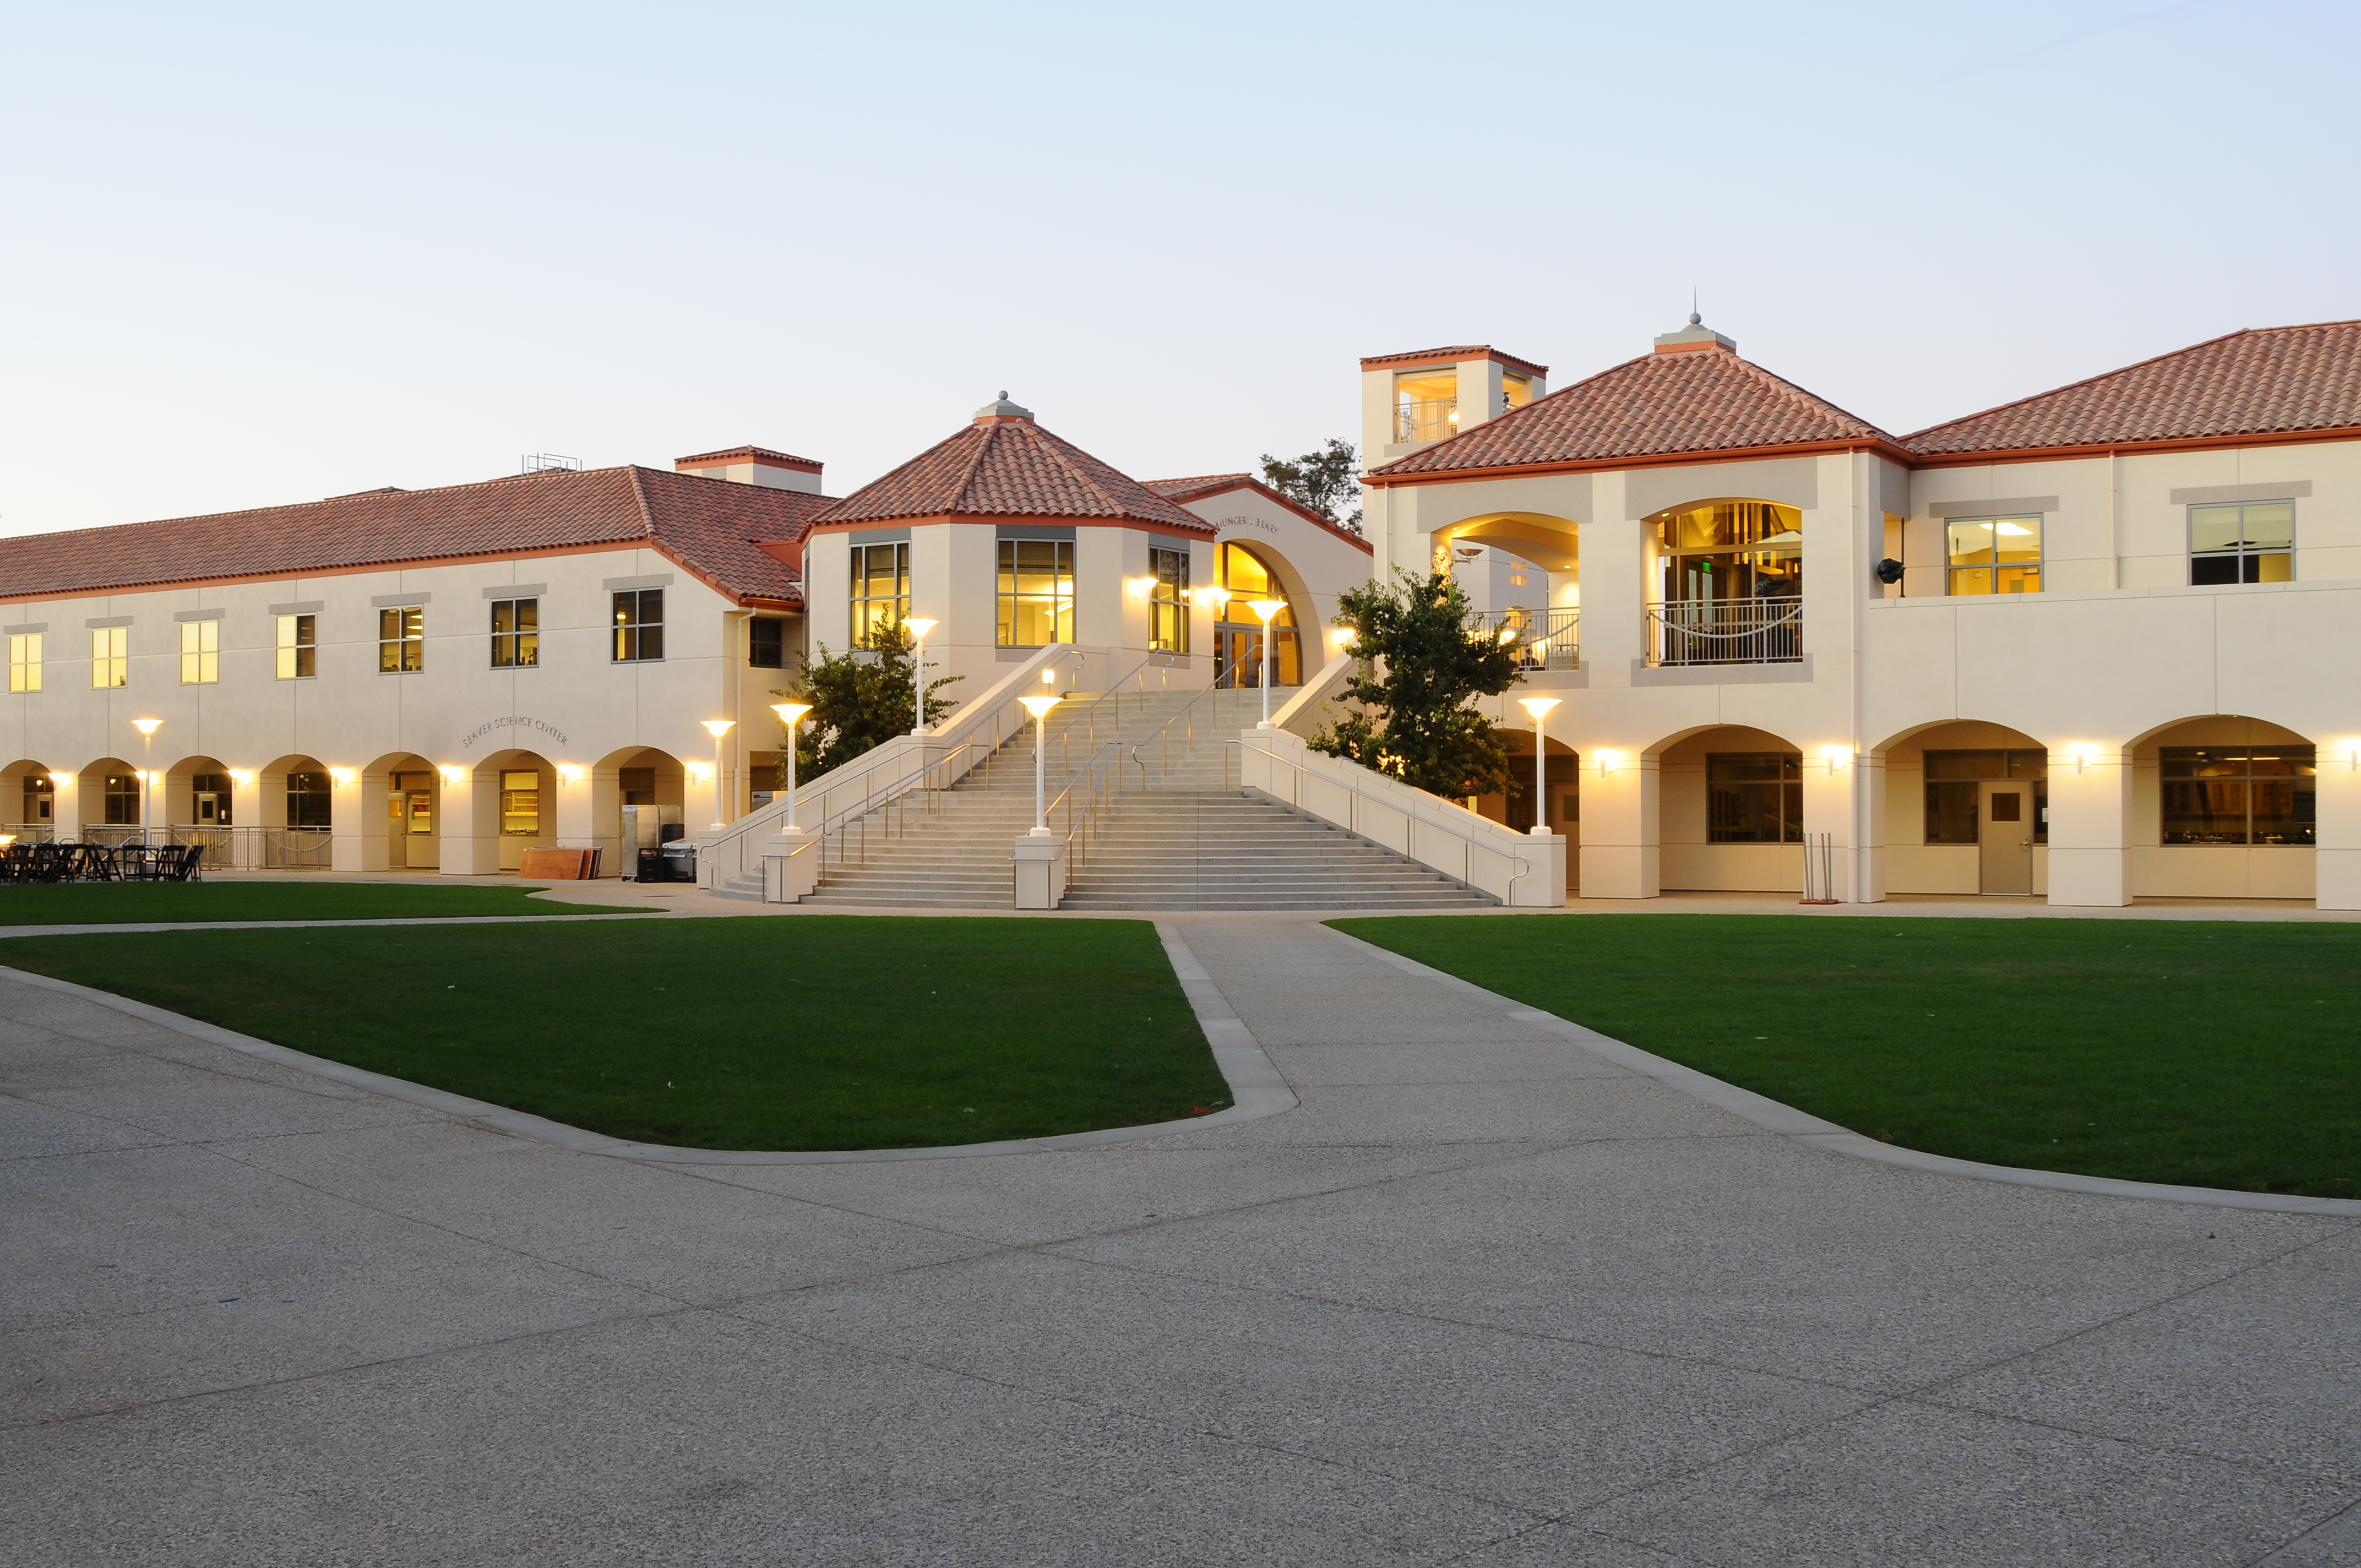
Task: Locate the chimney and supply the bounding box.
[674,445,824,494]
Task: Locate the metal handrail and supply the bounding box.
[1467,606,1579,670]
[1248,739,1532,897]
[809,736,992,870]
[1040,739,1125,875]
[1132,649,1262,783]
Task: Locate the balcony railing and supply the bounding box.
[1394,398,1459,444]
[1647,597,1802,666]
[1468,607,1578,670]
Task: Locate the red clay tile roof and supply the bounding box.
[674,444,823,472]
[1367,346,1899,481]
[1904,321,2361,458]
[1143,475,1374,553]
[1360,345,1551,378]
[0,466,830,607]
[815,417,1213,532]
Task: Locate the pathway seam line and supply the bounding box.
[0,927,1291,1165]
[1321,925,2361,1218]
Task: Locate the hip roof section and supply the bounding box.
[815,417,1213,532]
[0,466,830,607]
[1904,320,2361,459]
[1366,346,1902,483]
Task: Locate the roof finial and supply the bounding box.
[973,389,1035,420]
[1690,287,1701,328]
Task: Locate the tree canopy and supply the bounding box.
[1308,567,1521,799]
[1259,437,1364,535]
[774,622,961,781]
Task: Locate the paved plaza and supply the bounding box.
[5,913,2359,1565]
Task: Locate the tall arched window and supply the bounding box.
[1214,543,1299,688]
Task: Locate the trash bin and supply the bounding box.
[633,846,663,884]
[657,842,698,884]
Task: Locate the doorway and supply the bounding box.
[1979,781,2033,895]
[388,772,436,869]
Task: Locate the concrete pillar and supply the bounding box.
[1512,832,1567,908]
[2317,745,2361,910]
[1582,472,1639,689]
[2047,745,2132,907]
[329,770,369,872]
[1799,749,1883,903]
[1576,752,1658,899]
[230,772,262,868]
[554,769,596,854]
[48,770,82,841]
[1013,834,1067,910]
[355,764,396,874]
[763,827,821,902]
[1855,752,1887,902]
[439,771,489,875]
[587,767,622,878]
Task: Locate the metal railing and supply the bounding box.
[1041,739,1124,874]
[1468,607,1579,669]
[1647,597,1803,666]
[0,822,56,846]
[1395,398,1458,444]
[1131,650,1260,782]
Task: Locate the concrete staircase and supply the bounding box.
[763,684,1497,912]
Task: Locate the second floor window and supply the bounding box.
[379,607,423,672]
[1149,547,1189,654]
[491,598,539,668]
[1946,515,2042,595]
[1707,753,1802,844]
[91,626,128,688]
[276,614,316,679]
[748,617,785,668]
[850,542,909,647]
[179,619,219,684]
[612,590,663,661]
[8,632,40,693]
[2190,501,2293,585]
[998,539,1073,646]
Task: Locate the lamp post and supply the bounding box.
[902,618,938,736]
[131,718,161,846]
[1245,600,1286,728]
[1516,697,1560,836]
[700,720,734,830]
[1019,693,1060,836]
[770,703,811,829]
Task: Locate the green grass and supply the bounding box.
[0,917,1229,1151]
[1333,914,2361,1198]
[0,881,645,924]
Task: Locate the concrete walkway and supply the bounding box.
[5,918,2358,1564]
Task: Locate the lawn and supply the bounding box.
[0,917,1229,1151]
[0,881,644,924]
[1334,914,2361,1198]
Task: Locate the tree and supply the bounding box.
[772,622,961,781]
[1259,437,1364,535]
[1308,567,1521,799]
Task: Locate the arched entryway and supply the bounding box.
[1469,731,1580,892]
[2,759,56,841]
[593,746,686,879]
[469,749,556,873]
[259,755,334,868]
[363,752,440,872]
[1432,511,1580,670]
[75,758,146,845]
[1655,723,1810,891]
[1642,498,1803,668]
[1876,720,2052,896]
[1211,542,1305,689]
[2129,715,2316,900]
[162,754,236,868]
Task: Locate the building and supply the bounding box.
[1359,316,2361,910]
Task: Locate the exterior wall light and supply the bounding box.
[904,618,938,736]
[229,769,254,787]
[1821,744,1850,772]
[1126,577,1154,600]
[329,767,356,786]
[1595,748,1621,776]
[557,764,586,785]
[2070,743,2098,774]
[771,702,813,828]
[47,772,70,787]
[1517,697,1560,836]
[438,765,466,785]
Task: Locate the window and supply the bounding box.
[1393,369,1458,443]
[286,769,332,827]
[997,539,1074,646]
[748,617,786,668]
[8,633,40,693]
[276,614,316,679]
[102,771,140,826]
[612,590,663,662]
[21,774,53,823]
[2161,747,2315,845]
[850,542,909,647]
[1923,750,2048,845]
[2190,501,2293,585]
[1148,547,1189,654]
[191,770,232,825]
[491,597,538,668]
[179,619,219,684]
[1706,753,1802,843]
[1945,515,2042,596]
[499,769,541,835]
[90,626,128,688]
[378,606,423,672]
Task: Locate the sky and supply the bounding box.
[2,1,2355,537]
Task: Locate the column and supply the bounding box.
[2316,745,2361,910]
[439,769,489,875]
[1576,750,1658,899]
[329,769,369,873]
[1800,749,1881,903]
[352,764,395,874]
[229,772,262,868]
[48,770,83,842]
[554,767,597,860]
[2047,745,2132,907]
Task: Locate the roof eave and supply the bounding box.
[1906,423,2361,469]
[1363,437,1915,488]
